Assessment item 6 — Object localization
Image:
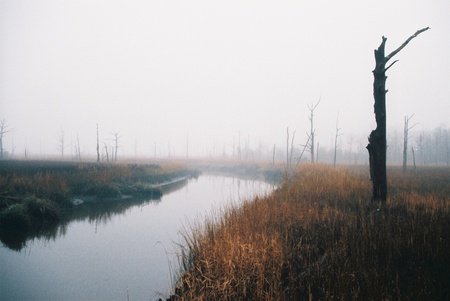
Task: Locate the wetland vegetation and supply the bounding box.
[170,164,449,300]
[0,160,200,231]
[1,159,448,300]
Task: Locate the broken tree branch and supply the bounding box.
[385,27,430,63]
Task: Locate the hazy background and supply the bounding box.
[1,0,449,159]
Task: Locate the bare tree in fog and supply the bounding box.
[96,124,100,163]
[111,131,121,162]
[402,114,418,172]
[0,119,14,159]
[103,142,110,163]
[57,129,66,157]
[303,99,320,163]
[272,144,276,165]
[334,113,343,166]
[367,27,429,202]
[296,135,310,166]
[75,133,82,161]
[286,127,296,173]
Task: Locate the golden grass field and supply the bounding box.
[172,164,449,300]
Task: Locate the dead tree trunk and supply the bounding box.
[367,27,429,202]
[286,127,290,173]
[334,113,343,167]
[112,131,121,163]
[96,124,100,163]
[0,120,14,159]
[76,133,81,161]
[306,99,320,163]
[103,142,109,163]
[403,115,418,172]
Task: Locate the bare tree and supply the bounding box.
[272,144,276,165]
[402,115,418,172]
[286,127,290,173]
[0,119,14,159]
[111,131,121,162]
[367,27,429,202]
[334,113,343,167]
[296,135,310,166]
[305,99,320,163]
[96,124,100,163]
[103,142,110,163]
[286,127,297,173]
[76,133,82,161]
[57,129,66,157]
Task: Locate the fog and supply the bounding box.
[1,0,449,160]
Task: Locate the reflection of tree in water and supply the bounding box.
[0,179,189,251]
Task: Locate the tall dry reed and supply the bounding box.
[173,164,449,300]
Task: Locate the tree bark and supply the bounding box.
[367,27,429,202]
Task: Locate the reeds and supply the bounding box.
[172,164,449,300]
[0,160,198,228]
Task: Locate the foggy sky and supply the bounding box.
[1,0,449,158]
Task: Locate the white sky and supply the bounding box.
[1,0,449,158]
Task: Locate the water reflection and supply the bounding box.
[0,179,189,251]
[0,175,274,301]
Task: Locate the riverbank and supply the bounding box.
[0,160,200,230]
[170,164,449,300]
[187,159,284,183]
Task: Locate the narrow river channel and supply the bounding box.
[0,175,275,301]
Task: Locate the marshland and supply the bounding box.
[0,160,200,230]
[1,159,448,300]
[170,164,449,300]
[0,159,277,300]
[2,1,450,300]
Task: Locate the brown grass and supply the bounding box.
[173,164,449,300]
[0,160,198,227]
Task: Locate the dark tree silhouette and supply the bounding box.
[367,27,429,202]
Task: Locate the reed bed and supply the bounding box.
[172,164,449,300]
[0,160,198,228]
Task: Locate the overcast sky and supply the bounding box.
[1,0,449,158]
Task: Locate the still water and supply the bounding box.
[0,175,274,301]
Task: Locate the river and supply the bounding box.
[0,175,274,301]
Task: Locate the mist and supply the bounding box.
[1,0,449,161]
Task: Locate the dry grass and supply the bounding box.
[173,164,449,300]
[0,160,198,227]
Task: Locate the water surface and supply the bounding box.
[0,175,274,300]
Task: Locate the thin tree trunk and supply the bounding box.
[96,124,100,163]
[272,144,276,166]
[403,116,408,172]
